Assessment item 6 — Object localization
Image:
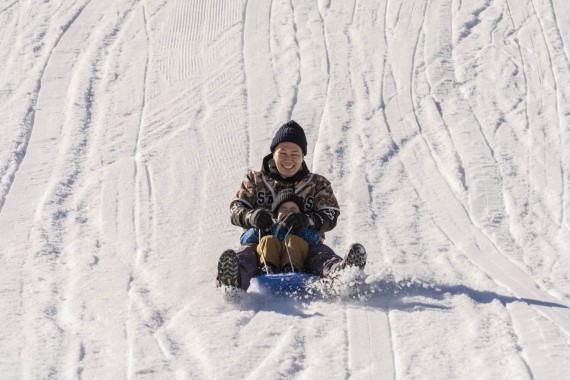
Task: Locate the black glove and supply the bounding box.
[246,209,273,231]
[281,212,311,233]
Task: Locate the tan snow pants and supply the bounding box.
[256,235,308,271]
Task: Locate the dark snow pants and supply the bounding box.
[236,242,343,290]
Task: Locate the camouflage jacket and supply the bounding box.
[230,154,340,234]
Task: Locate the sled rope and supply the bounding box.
[259,229,270,274]
[284,227,295,273]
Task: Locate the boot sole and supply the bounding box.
[345,243,367,269]
[218,249,240,287]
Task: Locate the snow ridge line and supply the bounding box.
[346,304,396,379]
[242,0,279,165]
[375,0,401,168]
[132,3,151,265]
[528,0,565,228]
[504,0,532,133]
[504,0,570,285]
[407,2,570,374]
[506,304,541,380]
[343,2,397,376]
[422,0,523,267]
[241,0,251,168]
[0,0,17,14]
[247,325,306,378]
[133,4,149,168]
[20,2,150,376]
[314,1,331,160]
[287,0,301,121]
[0,0,91,215]
[19,2,148,377]
[128,4,160,377]
[536,0,570,228]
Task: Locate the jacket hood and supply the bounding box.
[261,153,310,183]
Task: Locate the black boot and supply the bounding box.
[217,249,241,288]
[343,243,367,270]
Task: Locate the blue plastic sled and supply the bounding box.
[248,273,317,295]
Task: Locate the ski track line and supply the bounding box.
[290,1,329,140]
[506,0,570,274]
[344,1,429,374]
[18,1,144,377]
[315,1,331,153]
[162,325,211,379]
[377,0,398,156]
[126,1,233,376]
[128,5,152,375]
[38,2,158,377]
[133,3,151,267]
[240,0,251,167]
[508,301,570,379]
[244,324,304,379]
[342,4,395,375]
[268,0,303,125]
[133,0,248,375]
[318,0,358,187]
[288,0,301,121]
[64,3,148,378]
[347,0,392,241]
[521,3,560,229]
[536,0,570,228]
[191,3,252,288]
[243,0,279,166]
[528,0,565,227]
[410,129,570,326]
[404,134,570,378]
[346,305,395,379]
[503,0,545,267]
[421,0,570,371]
[0,0,91,215]
[0,0,17,14]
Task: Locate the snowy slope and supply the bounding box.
[1,0,570,378]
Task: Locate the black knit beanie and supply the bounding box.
[270,120,307,156]
[272,189,305,215]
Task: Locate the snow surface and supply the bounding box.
[1,0,570,378]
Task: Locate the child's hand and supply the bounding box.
[281,212,310,233]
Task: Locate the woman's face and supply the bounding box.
[273,142,304,178]
[277,201,301,221]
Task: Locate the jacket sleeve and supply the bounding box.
[299,227,322,245]
[240,228,260,245]
[309,176,340,233]
[230,172,257,229]
[311,209,339,233]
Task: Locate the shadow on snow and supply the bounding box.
[234,275,568,317]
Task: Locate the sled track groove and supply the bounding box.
[0,0,18,14]
[18,2,155,377]
[411,2,570,377]
[0,1,91,215]
[346,305,396,379]
[504,0,570,280]
[528,0,566,228]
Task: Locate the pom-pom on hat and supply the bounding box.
[271,189,305,215]
[270,120,307,156]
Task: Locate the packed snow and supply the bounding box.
[1,0,570,378]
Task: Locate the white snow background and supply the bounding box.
[1,0,570,379]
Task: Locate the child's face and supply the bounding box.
[277,201,300,221]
